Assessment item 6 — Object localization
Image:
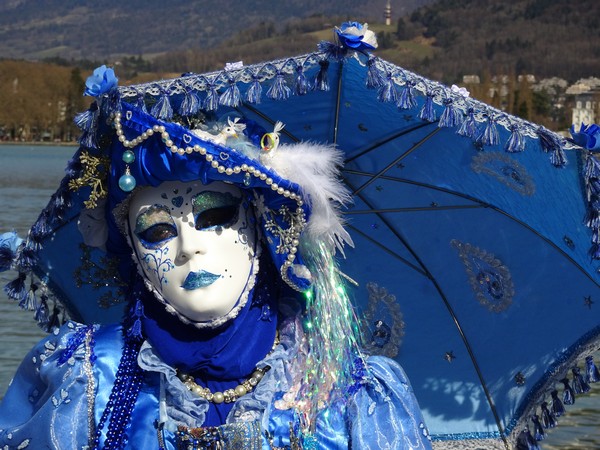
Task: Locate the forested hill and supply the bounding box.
[0,0,431,60]
[403,0,599,82]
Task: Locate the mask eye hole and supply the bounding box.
[136,223,177,248]
[195,205,239,230]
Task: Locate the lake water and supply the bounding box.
[0,144,598,448]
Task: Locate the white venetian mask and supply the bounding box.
[127,180,257,325]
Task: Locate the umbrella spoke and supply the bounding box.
[344,121,435,164]
[351,127,442,197]
[346,205,485,214]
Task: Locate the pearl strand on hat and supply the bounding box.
[111,111,305,290]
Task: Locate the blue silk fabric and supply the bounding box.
[0,320,432,449]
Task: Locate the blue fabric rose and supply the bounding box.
[335,22,378,51]
[571,123,600,151]
[84,65,118,97]
[0,231,22,272]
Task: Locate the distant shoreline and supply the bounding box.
[0,141,77,147]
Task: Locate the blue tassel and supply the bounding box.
[537,127,567,167]
[540,402,557,428]
[560,378,575,405]
[550,389,565,416]
[419,92,436,122]
[150,87,173,120]
[438,98,462,128]
[4,272,27,301]
[398,80,417,110]
[34,294,49,327]
[219,79,242,107]
[246,74,263,104]
[586,355,600,383]
[317,40,347,60]
[100,88,121,117]
[47,191,68,223]
[377,73,399,104]
[313,60,330,92]
[457,107,478,138]
[17,246,36,271]
[46,305,61,331]
[179,88,200,115]
[132,92,148,113]
[203,83,220,111]
[74,102,98,132]
[506,124,525,152]
[19,283,38,311]
[515,427,541,450]
[366,57,384,89]
[571,367,591,394]
[479,116,499,146]
[294,65,309,96]
[531,415,544,441]
[0,246,15,270]
[266,72,291,100]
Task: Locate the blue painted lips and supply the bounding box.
[181,270,221,290]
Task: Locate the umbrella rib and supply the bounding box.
[346,224,428,276]
[333,61,344,145]
[345,178,510,447]
[344,121,435,164]
[346,205,485,214]
[351,127,442,197]
[344,170,600,286]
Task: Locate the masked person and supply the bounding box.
[0,63,431,450]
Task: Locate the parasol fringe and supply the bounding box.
[570,367,590,394]
[313,60,330,92]
[4,272,27,301]
[366,56,384,89]
[560,377,575,405]
[586,355,600,382]
[516,427,540,450]
[219,78,242,107]
[530,415,544,441]
[550,389,565,417]
[506,124,525,152]
[150,87,174,120]
[266,71,291,100]
[480,116,500,146]
[179,87,201,115]
[457,107,479,138]
[294,65,309,96]
[438,98,462,128]
[34,294,50,328]
[19,283,38,311]
[537,126,567,167]
[418,91,436,122]
[203,83,220,111]
[539,402,556,429]
[377,72,400,104]
[246,74,263,103]
[132,91,148,113]
[398,80,417,110]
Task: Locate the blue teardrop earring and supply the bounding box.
[119,150,137,192]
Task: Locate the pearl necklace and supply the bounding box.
[177,332,280,404]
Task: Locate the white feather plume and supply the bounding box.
[266,141,354,254]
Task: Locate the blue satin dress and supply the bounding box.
[0,319,432,449]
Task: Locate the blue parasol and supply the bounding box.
[4,23,600,449]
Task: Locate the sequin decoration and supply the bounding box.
[451,239,515,313]
[175,421,262,450]
[360,282,405,358]
[471,152,535,197]
[73,244,128,309]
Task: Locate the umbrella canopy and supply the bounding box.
[4,23,599,449]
